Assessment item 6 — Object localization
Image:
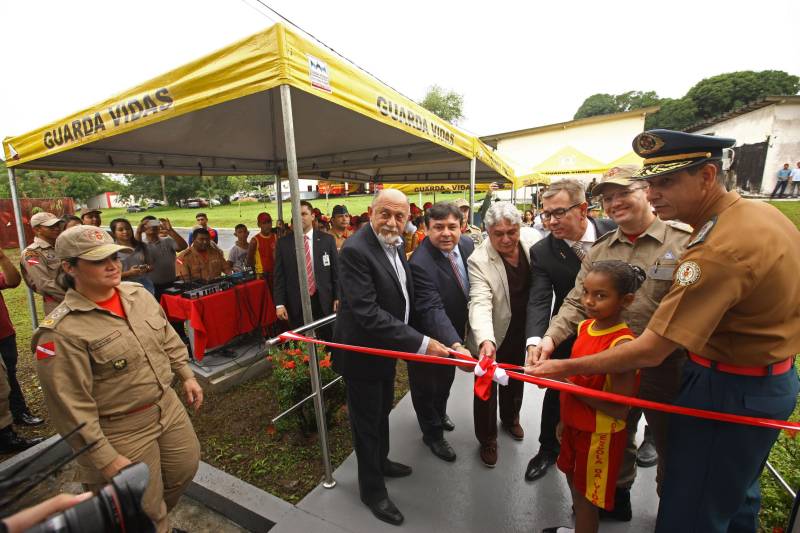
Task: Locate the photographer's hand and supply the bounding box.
[3,492,92,533]
[101,455,132,480]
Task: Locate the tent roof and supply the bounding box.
[530,146,607,175]
[606,151,643,168]
[3,24,513,184]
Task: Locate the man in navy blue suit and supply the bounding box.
[408,202,474,462]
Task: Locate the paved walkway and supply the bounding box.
[274,369,658,532]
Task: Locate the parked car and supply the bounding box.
[147,201,164,208]
[184,198,209,208]
[126,204,146,213]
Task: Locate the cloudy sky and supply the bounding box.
[1,0,798,144]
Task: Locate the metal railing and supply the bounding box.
[766,460,797,499]
[266,313,338,489]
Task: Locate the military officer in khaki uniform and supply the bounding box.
[32,225,203,533]
[532,164,692,497]
[528,130,800,533]
[20,212,64,314]
[176,227,231,281]
[452,198,483,245]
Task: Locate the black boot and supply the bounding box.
[0,425,44,454]
[599,487,632,521]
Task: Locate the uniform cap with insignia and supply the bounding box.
[30,212,61,228]
[55,225,132,260]
[631,129,735,180]
[592,164,641,196]
[452,198,470,209]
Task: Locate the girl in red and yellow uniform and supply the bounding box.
[557,261,646,533]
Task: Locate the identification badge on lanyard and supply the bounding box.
[322,252,331,267]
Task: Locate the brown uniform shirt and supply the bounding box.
[546,217,693,344]
[21,237,65,313]
[32,283,193,470]
[176,245,229,281]
[331,227,352,252]
[463,224,484,246]
[648,191,800,366]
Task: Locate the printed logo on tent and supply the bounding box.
[308,54,333,94]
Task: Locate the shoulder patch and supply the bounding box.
[665,220,693,233]
[35,341,56,360]
[687,216,717,248]
[675,261,701,286]
[39,304,71,329]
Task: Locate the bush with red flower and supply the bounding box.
[270,341,345,434]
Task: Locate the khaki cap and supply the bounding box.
[55,225,132,260]
[30,212,61,228]
[592,164,641,196]
[452,198,470,209]
[79,208,102,217]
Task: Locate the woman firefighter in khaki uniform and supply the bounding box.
[32,225,203,533]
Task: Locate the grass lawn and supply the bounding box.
[102,191,467,228]
[1,200,798,529]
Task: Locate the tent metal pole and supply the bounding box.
[279,84,336,489]
[6,167,39,329]
[276,173,283,222]
[469,157,476,226]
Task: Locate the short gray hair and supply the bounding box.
[484,201,522,228]
[542,178,586,204]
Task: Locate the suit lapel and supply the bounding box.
[365,227,405,296]
[487,243,510,305]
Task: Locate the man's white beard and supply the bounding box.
[377,228,403,247]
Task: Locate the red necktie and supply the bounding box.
[305,235,317,295]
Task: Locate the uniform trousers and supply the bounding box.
[655,359,799,533]
[0,360,12,429]
[345,376,395,505]
[83,388,200,533]
[407,361,455,444]
[0,335,29,418]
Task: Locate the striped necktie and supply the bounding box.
[449,251,467,295]
[571,241,586,262]
[304,235,317,295]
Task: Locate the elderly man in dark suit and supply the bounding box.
[523,179,616,482]
[332,189,450,526]
[408,202,474,462]
[273,200,338,339]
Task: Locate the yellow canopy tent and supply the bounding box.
[606,151,643,168]
[530,146,607,176]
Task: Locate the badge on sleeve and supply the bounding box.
[24,252,40,265]
[35,342,56,360]
[322,252,331,267]
[676,261,701,286]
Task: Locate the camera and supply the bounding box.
[25,462,154,533]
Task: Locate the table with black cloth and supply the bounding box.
[159,279,276,361]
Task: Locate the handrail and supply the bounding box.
[266,313,339,489]
[766,460,796,499]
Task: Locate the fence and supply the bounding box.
[0,198,75,248]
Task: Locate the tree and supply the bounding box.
[686,70,800,120]
[0,161,116,203]
[419,85,464,124]
[574,91,661,119]
[122,175,199,206]
[645,97,698,131]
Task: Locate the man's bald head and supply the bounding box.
[369,189,410,246]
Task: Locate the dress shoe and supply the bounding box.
[427,438,456,462]
[542,528,575,533]
[0,426,45,454]
[599,487,632,521]
[441,414,455,431]
[14,412,44,426]
[636,434,658,468]
[367,497,404,526]
[502,422,524,441]
[479,442,497,468]
[382,460,412,478]
[525,450,558,481]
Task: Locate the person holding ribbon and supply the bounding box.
[528,129,800,533]
[467,201,542,467]
[332,189,450,526]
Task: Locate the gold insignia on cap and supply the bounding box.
[113,358,128,370]
[675,261,701,286]
[635,133,665,155]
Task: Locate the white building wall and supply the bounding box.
[495,114,647,174]
[694,103,800,193]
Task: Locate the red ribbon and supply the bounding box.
[473,357,496,401]
[278,331,800,436]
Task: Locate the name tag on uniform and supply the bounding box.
[648,265,676,280]
[322,252,331,267]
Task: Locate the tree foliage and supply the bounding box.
[575,70,799,131]
[574,91,660,119]
[0,159,119,203]
[420,85,465,124]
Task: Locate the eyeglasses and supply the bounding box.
[541,203,582,221]
[600,186,649,204]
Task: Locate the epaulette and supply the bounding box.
[38,303,71,329]
[595,228,617,244]
[665,220,693,233]
[687,216,717,248]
